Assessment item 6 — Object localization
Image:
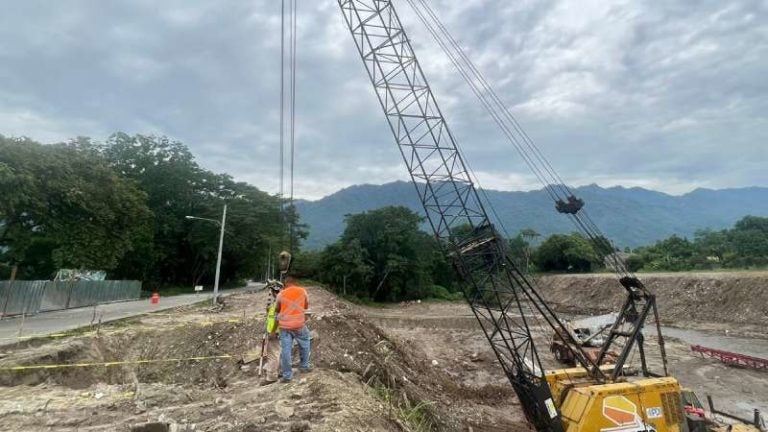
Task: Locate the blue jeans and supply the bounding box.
[279,325,310,380]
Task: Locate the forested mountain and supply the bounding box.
[296,181,768,250]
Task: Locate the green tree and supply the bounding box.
[627,216,768,272]
[319,239,373,297]
[0,136,153,279]
[633,235,694,271]
[290,250,323,280]
[319,206,455,302]
[507,234,530,270]
[726,216,768,267]
[97,133,299,289]
[534,233,600,272]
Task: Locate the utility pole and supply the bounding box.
[213,204,227,306]
[185,203,227,306]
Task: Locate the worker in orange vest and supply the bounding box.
[274,276,311,383]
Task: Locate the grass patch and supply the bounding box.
[368,383,436,431]
[370,384,393,403]
[399,401,435,432]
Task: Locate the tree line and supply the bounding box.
[627,216,768,271]
[0,134,302,290]
[3,133,765,299]
[293,206,767,302]
[505,215,768,273]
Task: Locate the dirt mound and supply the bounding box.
[537,272,768,327]
[0,287,529,431]
[311,313,522,431]
[0,320,257,389]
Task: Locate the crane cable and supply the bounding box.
[279,0,285,208]
[405,0,597,381]
[405,0,635,280]
[407,0,571,202]
[289,0,297,254]
[279,0,298,254]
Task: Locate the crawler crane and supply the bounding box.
[331,1,764,431]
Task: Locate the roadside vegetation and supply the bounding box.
[0,134,303,291]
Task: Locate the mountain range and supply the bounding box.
[295,182,768,250]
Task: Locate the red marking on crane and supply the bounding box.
[691,345,767,369]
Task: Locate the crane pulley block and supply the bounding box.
[555,195,585,214]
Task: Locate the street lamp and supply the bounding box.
[185,204,227,306]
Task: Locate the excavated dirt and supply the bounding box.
[0,288,528,432]
[537,272,768,338]
[0,275,765,431]
[361,297,768,422]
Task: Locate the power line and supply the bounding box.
[405,0,637,283]
[279,0,286,207]
[289,0,298,253]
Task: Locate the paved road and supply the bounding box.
[0,284,263,346]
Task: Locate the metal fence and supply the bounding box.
[0,280,142,317]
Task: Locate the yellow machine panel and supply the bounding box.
[546,368,686,432]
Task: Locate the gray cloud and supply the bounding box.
[1,0,766,199]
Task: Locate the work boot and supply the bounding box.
[298,366,312,374]
[280,377,292,384]
[260,377,278,386]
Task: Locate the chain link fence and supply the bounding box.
[0,280,141,317]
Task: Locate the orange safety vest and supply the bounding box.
[276,285,308,330]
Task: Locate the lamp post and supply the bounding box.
[186,204,227,306]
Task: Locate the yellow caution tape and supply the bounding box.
[0,354,233,371]
[1,317,253,341]
[0,331,98,342]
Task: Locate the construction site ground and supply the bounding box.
[0,272,766,431]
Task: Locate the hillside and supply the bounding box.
[296,182,768,250]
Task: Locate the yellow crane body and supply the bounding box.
[546,367,686,432]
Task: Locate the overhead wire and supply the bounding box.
[406,1,601,379]
[289,0,298,253]
[413,0,569,201]
[419,0,576,201]
[278,0,298,253]
[405,0,663,380]
[402,0,546,240]
[406,0,635,283]
[279,0,286,209]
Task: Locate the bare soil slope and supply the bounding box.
[538,272,768,329]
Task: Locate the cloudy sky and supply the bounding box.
[1,0,766,199]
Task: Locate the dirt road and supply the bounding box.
[0,285,259,347]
